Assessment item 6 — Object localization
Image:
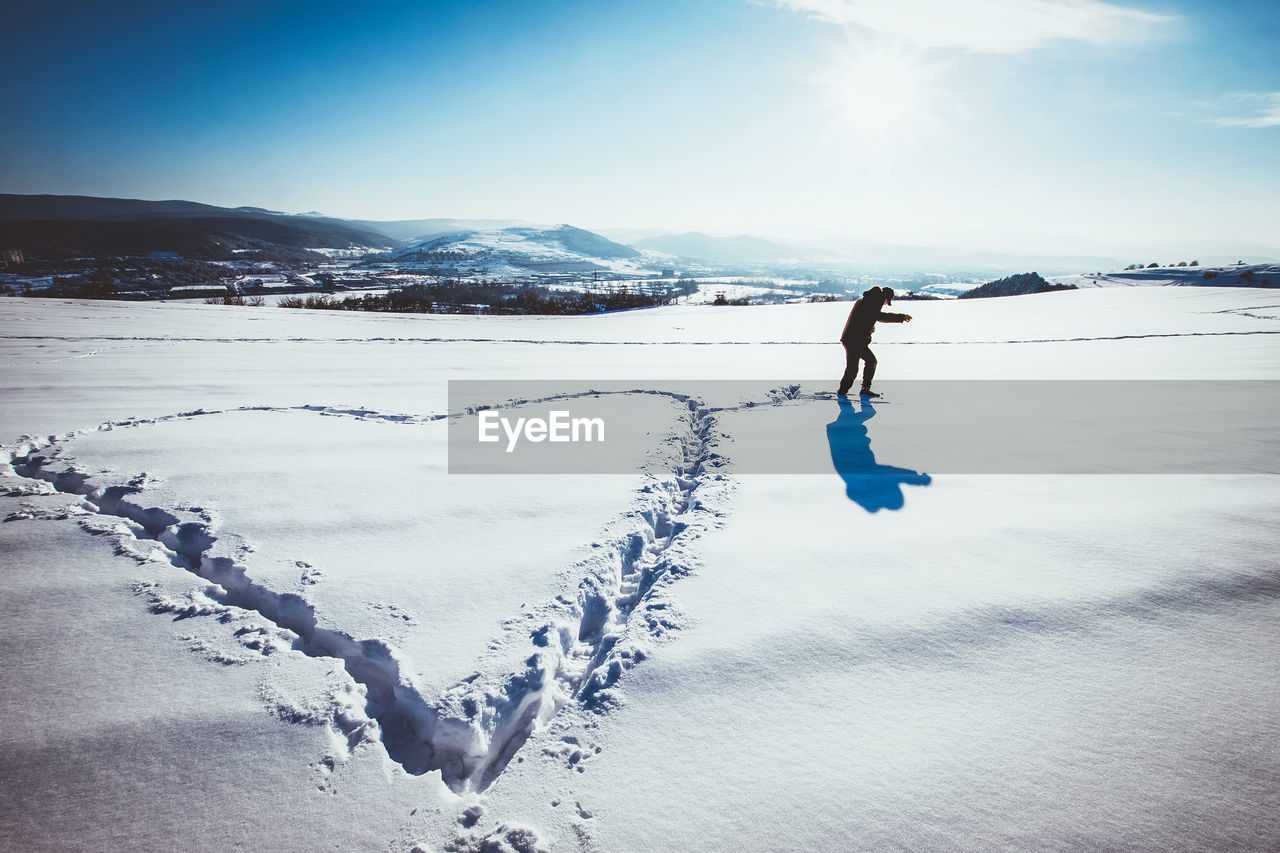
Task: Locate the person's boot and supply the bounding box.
[859,387,880,398]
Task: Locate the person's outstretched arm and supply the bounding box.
[878,311,913,323]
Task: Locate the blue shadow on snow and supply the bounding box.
[826,396,932,512]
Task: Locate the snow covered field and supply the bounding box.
[2,287,1279,852]
[1052,263,1280,289]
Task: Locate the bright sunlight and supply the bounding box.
[818,40,939,146]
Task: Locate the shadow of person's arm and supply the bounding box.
[874,465,933,486]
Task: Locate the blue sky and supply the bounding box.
[1,0,1277,255]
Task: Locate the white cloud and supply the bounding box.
[772,0,1176,54]
[1205,92,1280,129]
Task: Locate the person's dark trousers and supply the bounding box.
[837,343,876,394]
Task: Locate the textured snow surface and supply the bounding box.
[1,287,1278,852]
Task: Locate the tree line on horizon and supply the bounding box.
[277,280,697,315]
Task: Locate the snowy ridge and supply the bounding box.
[0,393,729,793]
[388,224,662,279]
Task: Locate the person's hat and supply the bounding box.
[882,287,895,306]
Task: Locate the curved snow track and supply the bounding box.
[1,394,729,793]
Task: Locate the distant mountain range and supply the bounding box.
[0,195,659,273]
[0,194,393,261]
[0,195,286,222]
[2,194,1275,274]
[348,218,531,243]
[389,225,650,277]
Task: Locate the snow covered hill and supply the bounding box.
[388,225,667,279]
[1,288,1278,851]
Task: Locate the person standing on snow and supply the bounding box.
[837,286,912,397]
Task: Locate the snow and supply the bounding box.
[2,285,1279,851]
[1051,262,1280,289]
[686,281,798,303]
[386,226,668,279]
[311,247,388,259]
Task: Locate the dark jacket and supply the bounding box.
[840,295,908,345]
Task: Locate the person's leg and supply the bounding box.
[837,344,860,394]
[860,348,877,390]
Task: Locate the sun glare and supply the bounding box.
[818,42,937,146]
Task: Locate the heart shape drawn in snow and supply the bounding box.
[3,394,727,792]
